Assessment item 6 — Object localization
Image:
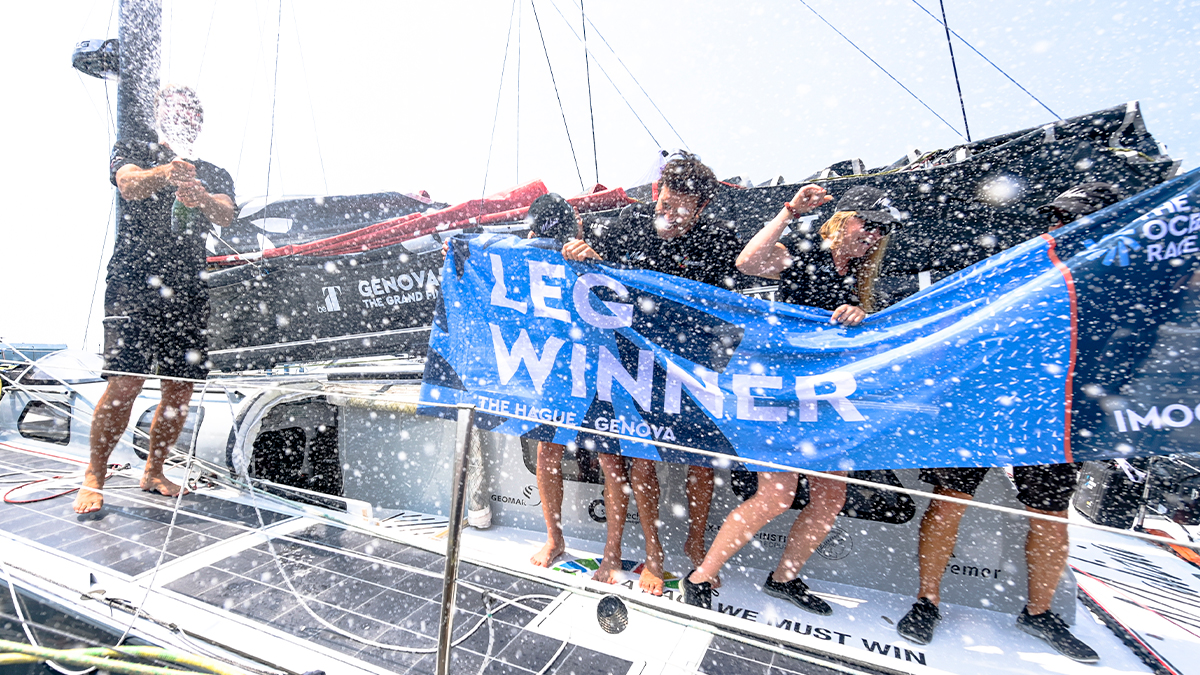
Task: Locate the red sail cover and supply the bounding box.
[208,181,635,265]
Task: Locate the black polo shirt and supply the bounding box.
[106,137,235,311]
[587,202,741,289]
[777,226,861,311]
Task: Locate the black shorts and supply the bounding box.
[919,467,989,496]
[1011,463,1081,512]
[920,463,1080,512]
[102,297,210,381]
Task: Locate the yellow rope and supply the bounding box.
[0,640,255,675]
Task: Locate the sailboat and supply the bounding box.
[3,1,1200,674]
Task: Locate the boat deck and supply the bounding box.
[4,441,1197,674]
[0,448,291,577]
[0,443,881,675]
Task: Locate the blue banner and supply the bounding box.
[421,169,1200,472]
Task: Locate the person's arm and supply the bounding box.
[737,184,830,278]
[174,179,235,228]
[114,159,195,201]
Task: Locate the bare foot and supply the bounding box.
[530,539,565,568]
[639,561,664,596]
[141,473,186,498]
[73,472,105,514]
[593,556,622,584]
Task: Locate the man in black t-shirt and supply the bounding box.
[74,86,235,514]
[582,196,743,290]
[561,152,739,594]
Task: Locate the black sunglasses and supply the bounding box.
[862,220,894,236]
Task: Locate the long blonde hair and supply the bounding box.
[820,211,890,312]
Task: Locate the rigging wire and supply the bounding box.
[581,0,598,185]
[481,0,521,201]
[103,79,117,140]
[530,0,586,193]
[106,0,118,46]
[82,193,115,351]
[235,0,272,192]
[938,0,971,142]
[544,0,662,149]
[81,76,118,351]
[794,0,966,140]
[561,0,683,148]
[909,0,1061,121]
[164,1,173,83]
[263,0,284,206]
[0,470,67,484]
[195,2,218,83]
[289,2,331,196]
[74,0,100,45]
[0,610,94,651]
[73,73,111,140]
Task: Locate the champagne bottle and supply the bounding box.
[164,133,198,235]
[172,196,198,235]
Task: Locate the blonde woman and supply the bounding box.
[682,185,897,614]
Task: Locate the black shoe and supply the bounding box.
[1017,608,1100,663]
[681,571,712,610]
[762,573,832,616]
[897,598,940,645]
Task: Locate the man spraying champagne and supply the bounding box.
[74,86,236,514]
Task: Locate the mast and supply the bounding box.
[111,0,161,292]
[117,0,161,142]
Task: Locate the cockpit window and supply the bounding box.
[18,400,72,446]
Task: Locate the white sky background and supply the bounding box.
[2,0,1198,352]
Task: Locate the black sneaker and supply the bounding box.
[897,598,941,645]
[681,571,713,609]
[1017,608,1100,663]
[762,573,832,616]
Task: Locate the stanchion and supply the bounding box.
[435,404,476,675]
